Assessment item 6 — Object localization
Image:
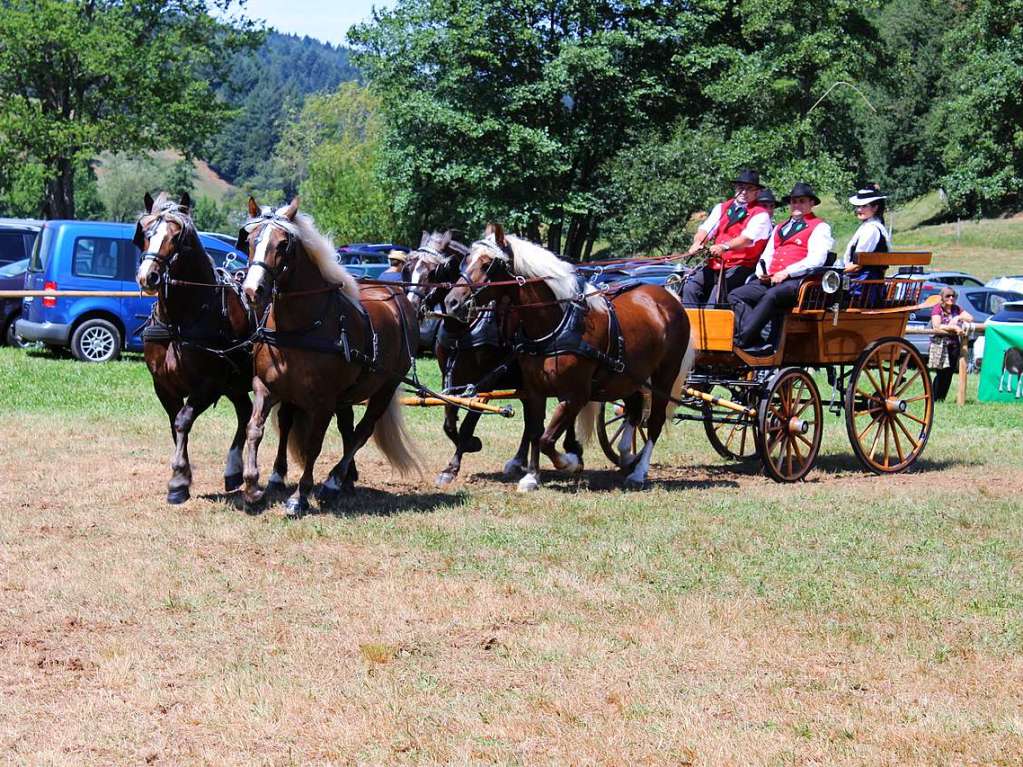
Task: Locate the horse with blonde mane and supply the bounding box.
[238,197,420,514]
[445,224,695,490]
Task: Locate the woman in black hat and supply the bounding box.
[728,182,834,353]
[682,169,773,306]
[841,183,890,305]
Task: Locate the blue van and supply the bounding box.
[17,221,245,362]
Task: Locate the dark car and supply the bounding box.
[895,268,985,287]
[337,243,409,279]
[0,219,42,347]
[587,261,678,288]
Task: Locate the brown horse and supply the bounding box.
[238,197,421,515]
[135,192,255,503]
[404,231,541,487]
[444,225,694,490]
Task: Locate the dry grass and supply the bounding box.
[1,351,1022,764]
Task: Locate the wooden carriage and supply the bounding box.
[598,252,937,482]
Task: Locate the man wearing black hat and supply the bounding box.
[682,170,773,307]
[729,182,834,353]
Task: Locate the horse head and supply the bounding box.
[404,229,466,312]
[238,196,300,304]
[134,191,196,293]
[444,223,513,321]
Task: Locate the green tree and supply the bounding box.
[192,195,230,233]
[163,159,198,200]
[0,0,261,219]
[96,154,161,222]
[928,0,1023,215]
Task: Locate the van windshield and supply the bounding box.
[28,225,53,272]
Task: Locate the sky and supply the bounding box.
[233,0,393,46]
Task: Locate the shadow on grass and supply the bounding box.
[205,484,465,518]
[812,453,968,476]
[469,466,742,492]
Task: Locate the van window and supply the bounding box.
[72,237,125,280]
[0,231,28,267]
[29,225,53,272]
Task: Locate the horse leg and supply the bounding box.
[242,379,279,505]
[624,398,665,489]
[224,393,252,492]
[268,403,294,492]
[155,385,183,445]
[615,393,646,473]
[442,402,460,446]
[167,393,216,504]
[503,398,531,478]
[336,404,359,489]
[538,399,585,475]
[286,408,331,517]
[517,393,546,492]
[319,388,395,503]
[437,410,483,488]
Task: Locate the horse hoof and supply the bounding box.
[316,485,340,505]
[243,487,265,506]
[167,487,190,505]
[284,497,309,518]
[464,436,483,454]
[559,453,583,474]
[436,471,455,488]
[517,474,540,493]
[266,479,287,493]
[224,473,243,492]
[623,477,648,491]
[503,459,525,479]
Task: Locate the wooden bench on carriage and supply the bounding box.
[597,251,939,482]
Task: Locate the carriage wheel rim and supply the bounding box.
[846,339,932,473]
[758,369,822,482]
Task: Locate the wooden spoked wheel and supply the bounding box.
[845,337,933,474]
[597,400,647,468]
[697,380,759,462]
[756,368,823,482]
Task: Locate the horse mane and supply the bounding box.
[149,193,214,271]
[504,235,603,309]
[267,206,358,301]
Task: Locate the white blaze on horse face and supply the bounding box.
[407,260,428,305]
[242,224,273,296]
[137,219,170,288]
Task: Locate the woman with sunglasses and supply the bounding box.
[929,287,974,401]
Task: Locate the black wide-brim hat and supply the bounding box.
[781,181,821,206]
[757,187,779,205]
[730,169,763,189]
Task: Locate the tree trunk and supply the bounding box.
[583,227,596,262]
[43,158,75,220]
[546,217,563,255]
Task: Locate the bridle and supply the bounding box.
[241,216,298,293]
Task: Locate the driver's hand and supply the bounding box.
[771,270,788,285]
[708,244,726,256]
[844,263,862,273]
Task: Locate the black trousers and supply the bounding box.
[682,265,753,307]
[729,277,802,346]
[932,347,961,401]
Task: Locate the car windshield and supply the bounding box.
[0,257,28,277]
[987,291,1023,315]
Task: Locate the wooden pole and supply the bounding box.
[956,347,968,406]
[0,290,143,298]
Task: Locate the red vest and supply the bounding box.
[768,214,825,276]
[709,198,770,270]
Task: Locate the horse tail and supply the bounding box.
[286,408,309,467]
[666,330,697,422]
[576,400,600,446]
[372,390,423,477]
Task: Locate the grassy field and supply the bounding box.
[1,346,1021,765]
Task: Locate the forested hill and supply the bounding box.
[206,32,359,189]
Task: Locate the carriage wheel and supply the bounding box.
[756,368,823,482]
[597,400,647,468]
[845,337,933,474]
[699,382,759,462]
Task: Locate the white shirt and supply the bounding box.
[698,201,773,244]
[838,218,890,266]
[756,218,835,278]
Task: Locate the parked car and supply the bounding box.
[16,220,246,362]
[904,286,1023,362]
[986,275,1023,294]
[0,219,42,347]
[989,299,1023,324]
[587,261,678,287]
[337,243,409,279]
[895,268,984,287]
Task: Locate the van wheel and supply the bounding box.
[70,319,122,362]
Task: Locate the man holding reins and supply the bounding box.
[728,181,834,353]
[682,169,773,307]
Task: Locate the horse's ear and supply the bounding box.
[144,192,154,214]
[438,230,453,250]
[179,192,192,214]
[485,222,507,248]
[133,222,146,251]
[282,197,299,221]
[247,196,260,218]
[419,230,430,248]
